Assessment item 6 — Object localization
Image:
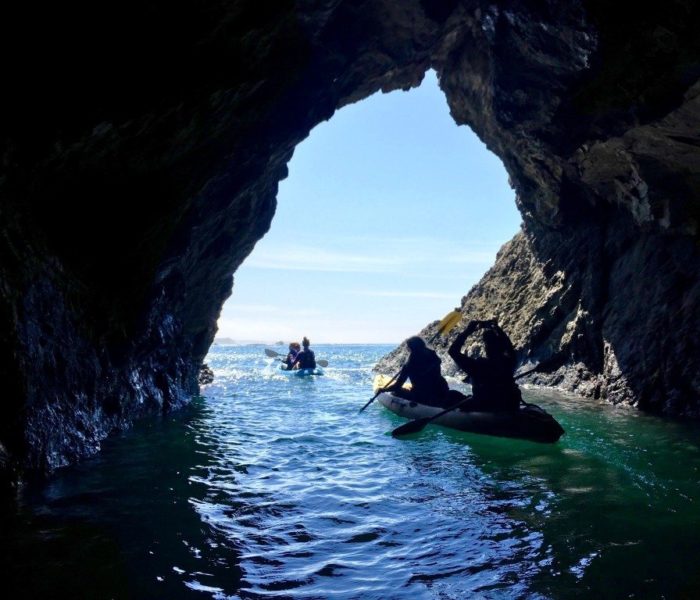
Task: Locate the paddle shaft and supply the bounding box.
[360,370,401,413]
[391,394,473,437]
[279,358,329,368]
[513,365,539,380]
[265,349,328,367]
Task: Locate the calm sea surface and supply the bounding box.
[4,343,700,599]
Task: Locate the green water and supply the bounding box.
[2,344,700,599]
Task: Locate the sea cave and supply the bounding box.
[1,0,699,482]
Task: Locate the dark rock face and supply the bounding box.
[379,222,700,416]
[1,1,699,478]
[199,364,215,386]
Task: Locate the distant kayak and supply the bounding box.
[280,366,324,377]
[373,375,564,443]
[265,349,329,371]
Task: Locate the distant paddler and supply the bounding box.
[291,337,316,370]
[283,342,301,370]
[264,345,329,368]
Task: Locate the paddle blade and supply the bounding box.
[317,359,329,367]
[391,417,431,437]
[436,309,462,336]
[264,349,281,358]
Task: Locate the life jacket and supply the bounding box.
[404,349,449,400]
[284,351,298,369]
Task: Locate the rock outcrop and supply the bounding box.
[1,1,699,479]
[378,222,700,416]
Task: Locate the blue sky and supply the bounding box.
[217,71,521,344]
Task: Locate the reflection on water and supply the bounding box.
[3,344,700,599]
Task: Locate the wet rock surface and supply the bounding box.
[198,363,215,386]
[1,1,699,477]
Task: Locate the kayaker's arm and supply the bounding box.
[448,331,467,362]
[448,322,479,373]
[384,363,409,392]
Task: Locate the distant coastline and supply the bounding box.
[213,337,286,346]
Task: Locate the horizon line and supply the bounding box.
[212,337,403,346]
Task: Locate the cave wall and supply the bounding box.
[379,2,700,416]
[1,0,699,478]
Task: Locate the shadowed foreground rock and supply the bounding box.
[1,1,699,479]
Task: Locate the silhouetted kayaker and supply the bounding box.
[292,337,317,369]
[380,336,450,408]
[448,320,521,411]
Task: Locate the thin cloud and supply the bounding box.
[224,303,284,314]
[320,236,502,266]
[224,304,322,318]
[443,251,499,264]
[243,237,502,274]
[351,289,458,300]
[245,245,402,273]
[336,234,506,248]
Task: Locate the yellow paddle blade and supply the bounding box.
[436,309,462,336]
[373,374,412,392]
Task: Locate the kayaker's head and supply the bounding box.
[289,342,300,352]
[302,337,310,348]
[482,327,503,357]
[406,336,426,352]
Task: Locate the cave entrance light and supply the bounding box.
[217,71,521,345]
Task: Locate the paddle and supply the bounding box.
[360,309,463,414]
[429,309,462,344]
[359,372,398,413]
[264,348,329,368]
[391,394,474,437]
[390,364,542,437]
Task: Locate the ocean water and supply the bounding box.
[3,343,700,599]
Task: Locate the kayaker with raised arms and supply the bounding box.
[448,319,521,412]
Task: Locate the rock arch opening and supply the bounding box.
[218,70,520,344]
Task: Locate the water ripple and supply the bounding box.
[6,344,700,599]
